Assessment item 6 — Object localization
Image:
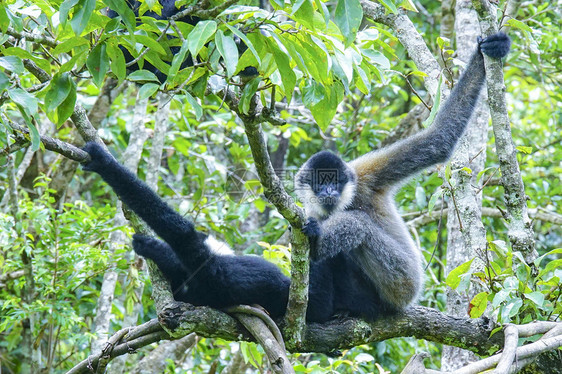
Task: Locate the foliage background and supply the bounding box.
[0,0,560,373]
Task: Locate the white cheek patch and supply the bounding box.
[336,178,356,212]
[205,235,234,256]
[296,184,327,219]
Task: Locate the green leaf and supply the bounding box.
[104,0,137,35]
[428,188,445,213]
[292,0,315,30]
[138,83,159,100]
[215,30,238,78]
[362,49,390,69]
[379,0,398,14]
[168,39,190,81]
[524,291,545,307]
[0,71,9,91]
[8,88,38,116]
[70,0,96,35]
[128,70,160,82]
[52,37,89,55]
[0,56,24,75]
[188,20,217,58]
[334,0,363,47]
[86,42,109,87]
[25,118,41,151]
[505,18,533,33]
[59,0,80,29]
[399,0,418,12]
[183,91,202,120]
[44,73,77,126]
[445,258,474,289]
[516,145,533,154]
[107,40,126,83]
[268,41,296,103]
[0,5,9,33]
[469,292,489,318]
[225,24,261,64]
[304,81,344,130]
[239,78,261,114]
[135,34,167,56]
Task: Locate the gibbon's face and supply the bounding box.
[295,151,357,219]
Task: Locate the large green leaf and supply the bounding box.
[168,39,189,82]
[135,34,167,55]
[128,69,160,82]
[225,24,261,64]
[268,41,296,104]
[104,0,137,35]
[107,39,126,83]
[187,20,217,58]
[138,83,159,100]
[334,0,363,47]
[86,42,109,87]
[303,81,344,130]
[8,88,38,116]
[239,78,262,114]
[0,5,9,33]
[0,56,24,75]
[0,71,9,91]
[215,30,238,78]
[44,73,77,126]
[445,258,474,289]
[70,0,96,35]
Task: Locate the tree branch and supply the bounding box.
[8,122,90,162]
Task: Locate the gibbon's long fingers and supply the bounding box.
[351,48,487,188]
[85,145,197,248]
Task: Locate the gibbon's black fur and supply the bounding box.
[82,33,510,322]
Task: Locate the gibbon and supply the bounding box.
[82,32,510,322]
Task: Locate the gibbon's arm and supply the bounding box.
[305,211,373,260]
[82,142,196,249]
[350,33,511,188]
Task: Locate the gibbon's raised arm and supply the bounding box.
[350,33,511,188]
[82,142,196,249]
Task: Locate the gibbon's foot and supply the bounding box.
[132,234,156,257]
[478,32,511,59]
[82,142,116,172]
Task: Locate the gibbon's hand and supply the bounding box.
[82,142,116,172]
[478,32,511,59]
[303,217,321,238]
[303,217,321,259]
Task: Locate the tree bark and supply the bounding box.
[442,1,490,370]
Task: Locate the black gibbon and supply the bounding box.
[82,32,510,322]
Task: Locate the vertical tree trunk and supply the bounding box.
[90,95,149,353]
[441,1,490,370]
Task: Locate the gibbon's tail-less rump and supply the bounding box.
[82,33,510,323]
